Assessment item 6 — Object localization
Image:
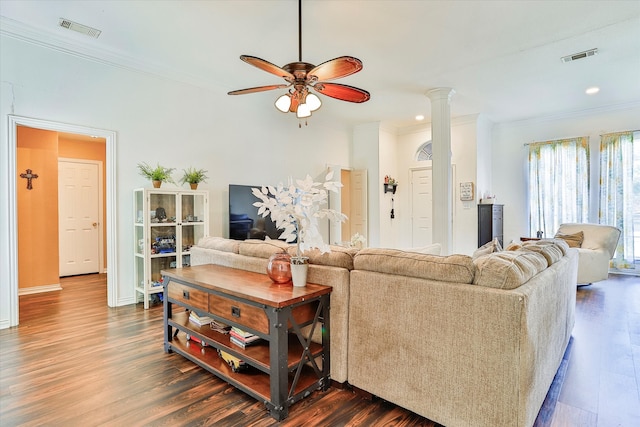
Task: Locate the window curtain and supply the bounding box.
[528,137,589,237]
[599,131,635,270]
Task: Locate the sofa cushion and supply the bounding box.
[473,251,548,289]
[196,236,240,253]
[521,240,565,266]
[473,238,502,259]
[238,239,292,259]
[554,231,584,248]
[354,248,475,284]
[399,243,442,255]
[288,245,358,270]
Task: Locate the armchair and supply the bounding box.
[556,223,621,285]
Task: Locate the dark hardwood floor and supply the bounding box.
[0,273,638,426]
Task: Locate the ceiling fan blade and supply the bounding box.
[313,83,370,103]
[240,55,294,80]
[308,56,363,82]
[228,84,290,95]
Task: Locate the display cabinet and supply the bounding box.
[478,204,503,248]
[134,188,209,309]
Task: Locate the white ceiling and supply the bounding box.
[1,0,639,129]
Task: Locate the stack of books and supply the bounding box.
[229,326,262,349]
[210,319,230,334]
[188,311,213,327]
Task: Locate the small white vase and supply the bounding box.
[290,257,309,287]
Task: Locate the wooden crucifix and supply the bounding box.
[20,169,38,190]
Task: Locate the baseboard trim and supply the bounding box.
[19,284,63,295]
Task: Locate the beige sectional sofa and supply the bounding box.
[190,236,578,427]
[348,241,577,427]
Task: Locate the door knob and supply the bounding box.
[92,222,98,227]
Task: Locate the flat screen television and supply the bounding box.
[228,184,281,241]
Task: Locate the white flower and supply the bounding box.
[252,171,347,256]
[350,232,366,247]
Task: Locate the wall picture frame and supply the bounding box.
[460,182,474,201]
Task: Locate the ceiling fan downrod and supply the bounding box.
[298,0,302,62]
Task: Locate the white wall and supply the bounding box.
[396,115,482,255]
[492,103,640,246]
[352,122,381,246]
[0,35,352,327]
[378,127,398,247]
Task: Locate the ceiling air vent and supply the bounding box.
[561,48,598,63]
[58,18,101,38]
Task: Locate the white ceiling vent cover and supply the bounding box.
[58,18,101,38]
[561,48,598,63]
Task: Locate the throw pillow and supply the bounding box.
[472,237,502,259]
[554,231,584,248]
[505,242,522,251]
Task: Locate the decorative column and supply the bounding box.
[426,88,455,254]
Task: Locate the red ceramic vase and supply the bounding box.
[266,251,292,284]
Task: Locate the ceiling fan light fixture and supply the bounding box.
[305,93,322,111]
[275,94,292,112]
[296,103,312,118]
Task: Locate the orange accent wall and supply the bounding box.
[17,127,60,289]
[58,138,107,268]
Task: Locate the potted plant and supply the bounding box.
[180,167,209,190]
[252,171,347,287]
[137,162,176,188]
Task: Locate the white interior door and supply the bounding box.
[350,169,368,243]
[411,168,433,246]
[58,160,101,276]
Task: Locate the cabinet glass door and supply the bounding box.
[180,193,207,267]
[150,193,177,224]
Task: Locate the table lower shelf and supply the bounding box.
[167,334,324,404]
[168,310,324,372]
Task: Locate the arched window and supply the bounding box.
[416,141,432,161]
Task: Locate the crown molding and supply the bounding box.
[0,16,217,91]
[496,100,640,129]
[397,113,482,136]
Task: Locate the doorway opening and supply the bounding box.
[6,115,117,327]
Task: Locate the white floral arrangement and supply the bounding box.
[252,171,347,257]
[350,232,366,248]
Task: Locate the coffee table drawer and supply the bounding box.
[166,279,208,311]
[209,294,269,334]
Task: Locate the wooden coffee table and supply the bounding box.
[162,264,332,421]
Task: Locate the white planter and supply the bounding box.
[290,257,309,287]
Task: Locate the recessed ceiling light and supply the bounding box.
[415,115,425,121]
[585,87,600,95]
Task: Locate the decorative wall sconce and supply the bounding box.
[384,183,397,194]
[383,175,397,194]
[383,175,397,218]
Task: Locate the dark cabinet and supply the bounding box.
[478,204,503,247]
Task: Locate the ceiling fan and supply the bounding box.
[227,0,370,123]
